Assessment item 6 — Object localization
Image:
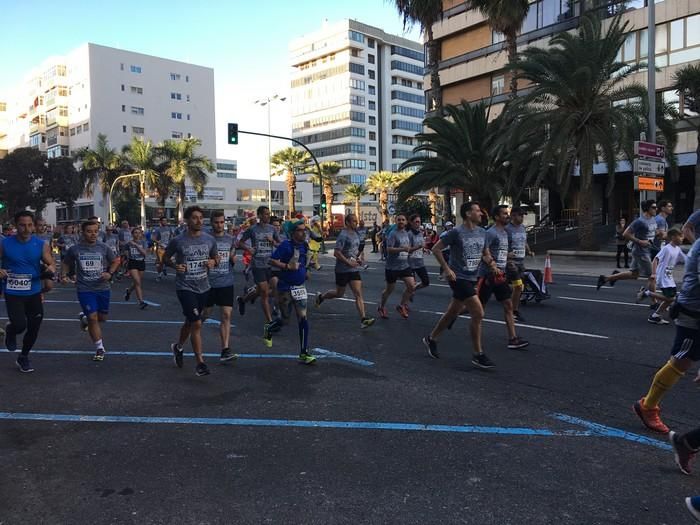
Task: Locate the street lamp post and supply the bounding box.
[254,94,286,214]
[109,170,146,229]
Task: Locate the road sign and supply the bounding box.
[635,176,664,191]
[634,141,665,159]
[634,158,665,176]
[388,204,396,215]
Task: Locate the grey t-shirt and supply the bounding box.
[63,241,116,292]
[118,228,132,251]
[334,229,361,273]
[154,226,174,246]
[58,234,77,256]
[505,224,527,263]
[629,216,657,257]
[104,233,119,255]
[385,229,411,271]
[654,215,668,249]
[164,232,218,294]
[686,210,700,240]
[209,233,236,288]
[408,229,425,269]
[480,226,509,276]
[127,239,148,261]
[240,223,280,269]
[677,238,700,314]
[443,224,486,281]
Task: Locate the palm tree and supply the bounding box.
[73,133,122,214]
[673,63,700,209]
[157,137,214,221]
[367,171,407,224]
[398,101,507,215]
[509,12,646,250]
[469,0,530,98]
[344,183,368,218]
[270,147,310,216]
[308,161,340,215]
[121,137,170,207]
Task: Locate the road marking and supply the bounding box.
[568,284,610,289]
[42,300,162,307]
[0,316,222,326]
[557,296,648,308]
[24,346,374,367]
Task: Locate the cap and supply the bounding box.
[444,221,454,227]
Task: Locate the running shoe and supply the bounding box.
[195,362,210,376]
[377,306,389,319]
[155,275,161,283]
[422,336,439,359]
[5,323,16,351]
[648,314,669,325]
[139,301,148,310]
[263,323,273,348]
[633,397,669,434]
[513,311,526,323]
[360,317,375,329]
[220,348,238,363]
[471,353,495,370]
[596,275,606,290]
[171,343,184,368]
[635,286,647,303]
[315,293,324,308]
[16,355,34,373]
[236,296,246,316]
[507,337,530,350]
[124,287,131,301]
[670,431,696,475]
[686,497,700,522]
[298,352,317,365]
[396,304,409,319]
[93,348,105,361]
[79,313,89,332]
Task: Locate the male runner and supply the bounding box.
[407,214,429,299]
[237,206,280,347]
[56,224,78,281]
[0,211,55,372]
[315,214,375,328]
[270,219,316,364]
[632,236,700,434]
[505,207,533,322]
[203,211,237,363]
[164,206,218,376]
[422,201,496,369]
[377,213,418,319]
[62,220,120,361]
[153,216,174,281]
[683,209,700,244]
[103,225,119,257]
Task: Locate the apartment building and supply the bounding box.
[289,19,425,205]
[0,43,216,224]
[431,0,700,221]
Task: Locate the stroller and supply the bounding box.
[520,269,551,305]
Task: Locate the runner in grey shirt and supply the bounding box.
[61,220,120,361]
[154,217,175,279]
[683,209,700,244]
[378,214,419,320]
[505,207,533,322]
[334,227,361,273]
[407,214,429,299]
[164,205,219,377]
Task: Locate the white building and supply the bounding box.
[289,20,425,204]
[0,43,216,225]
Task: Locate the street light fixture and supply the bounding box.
[109,170,146,229]
[254,94,286,214]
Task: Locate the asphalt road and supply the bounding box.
[0,260,698,525]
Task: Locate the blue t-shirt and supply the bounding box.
[678,238,700,313]
[272,240,308,290]
[2,235,44,296]
[480,226,509,276]
[629,216,657,257]
[686,210,700,240]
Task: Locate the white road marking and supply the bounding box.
[557,296,648,308]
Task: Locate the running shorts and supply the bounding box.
[670,324,700,361]
[449,278,477,301]
[176,290,209,323]
[412,266,429,287]
[661,287,677,299]
[252,267,273,284]
[385,268,413,284]
[335,272,362,287]
[630,254,653,278]
[78,290,111,315]
[506,261,525,285]
[477,277,512,304]
[206,285,234,308]
[127,260,146,271]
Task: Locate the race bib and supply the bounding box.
[256,240,272,257]
[496,249,508,268]
[185,258,208,280]
[397,251,409,261]
[513,248,526,259]
[213,250,230,273]
[6,273,32,292]
[79,254,103,281]
[409,249,423,260]
[290,285,307,301]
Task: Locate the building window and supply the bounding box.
[132,126,144,135]
[130,86,143,94]
[186,94,190,102]
[392,61,424,76]
[392,120,422,132]
[369,131,376,141]
[171,92,182,100]
[83,122,89,131]
[185,75,189,82]
[187,114,190,120]
[391,90,426,105]
[369,116,376,126]
[368,85,376,95]
[493,31,505,44]
[368,54,375,64]
[351,48,361,58]
[369,162,377,171]
[170,73,181,80]
[392,105,424,118]
[121,105,126,112]
[121,84,125,91]
[350,95,365,106]
[391,45,425,62]
[349,62,365,75]
[120,63,124,71]
[130,65,142,73]
[172,131,183,139]
[122,125,127,133]
[131,106,145,115]
[491,75,505,96]
[369,146,377,156]
[70,128,75,136]
[349,30,364,43]
[349,78,365,90]
[171,112,182,119]
[368,69,375,80]
[367,38,375,49]
[368,101,376,110]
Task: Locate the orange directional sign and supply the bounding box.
[635,176,664,191]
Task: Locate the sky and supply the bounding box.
[0,0,421,179]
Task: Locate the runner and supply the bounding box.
[437,221,454,281]
[632,236,700,434]
[270,219,316,364]
[315,214,375,328]
[203,210,237,363]
[306,216,323,271]
[377,213,418,320]
[103,225,119,257]
[421,201,496,369]
[164,205,219,376]
[479,205,529,350]
[237,206,281,347]
[505,207,533,322]
[153,216,174,281]
[61,219,120,362]
[117,220,133,278]
[124,226,149,309]
[0,211,56,373]
[597,200,657,296]
[56,224,78,281]
[407,214,429,299]
[683,208,700,244]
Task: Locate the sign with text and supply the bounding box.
[635,176,664,191]
[634,141,665,159]
[634,158,665,176]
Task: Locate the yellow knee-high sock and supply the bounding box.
[643,361,684,409]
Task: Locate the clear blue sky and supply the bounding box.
[0,0,421,177]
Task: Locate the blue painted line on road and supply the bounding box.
[313,347,374,367]
[0,411,592,437]
[551,413,672,451]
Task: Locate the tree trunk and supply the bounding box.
[428,190,437,225]
[354,198,360,219]
[380,190,389,224]
[324,183,334,217]
[442,187,452,223]
[426,27,442,113]
[287,170,297,216]
[577,167,598,251]
[694,129,700,210]
[178,182,185,222]
[506,31,518,99]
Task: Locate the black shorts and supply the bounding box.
[385,268,413,284]
[176,290,209,323]
[206,285,234,307]
[252,267,273,284]
[670,325,700,362]
[412,266,429,286]
[477,277,512,304]
[336,272,362,287]
[506,261,525,284]
[449,279,477,301]
[127,260,146,271]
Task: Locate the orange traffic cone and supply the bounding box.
[544,254,554,284]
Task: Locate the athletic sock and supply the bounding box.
[643,361,684,409]
[298,318,309,353]
[95,339,105,351]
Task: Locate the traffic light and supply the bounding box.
[320,194,327,212]
[227,123,238,145]
[0,203,5,210]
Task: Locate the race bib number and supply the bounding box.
[79,254,103,281]
[496,249,508,268]
[290,285,307,301]
[409,249,423,260]
[398,251,409,261]
[665,267,674,279]
[513,248,526,259]
[7,273,32,292]
[213,250,230,273]
[256,240,272,257]
[185,258,208,280]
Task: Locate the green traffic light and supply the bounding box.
[227,123,238,145]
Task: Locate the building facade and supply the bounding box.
[289,19,425,204]
[430,0,700,222]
